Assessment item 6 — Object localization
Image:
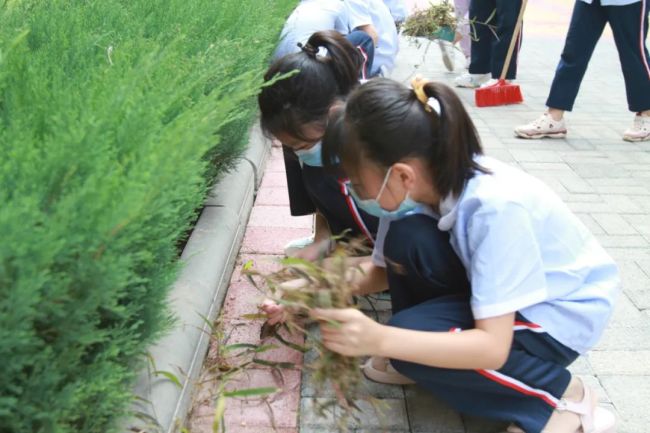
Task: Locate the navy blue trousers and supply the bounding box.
[547,0,650,112]
[382,216,578,433]
[345,30,375,79]
[469,0,523,79]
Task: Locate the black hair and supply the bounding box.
[258,30,362,142]
[323,78,488,198]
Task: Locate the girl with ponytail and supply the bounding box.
[258,30,377,260]
[312,77,619,433]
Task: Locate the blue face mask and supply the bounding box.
[294,141,323,167]
[349,167,419,220]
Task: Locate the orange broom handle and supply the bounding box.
[499,0,528,81]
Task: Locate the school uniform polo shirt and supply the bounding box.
[274,0,348,59]
[345,0,399,75]
[580,0,640,5]
[382,0,408,22]
[372,156,619,354]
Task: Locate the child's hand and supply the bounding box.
[311,308,384,357]
[260,299,288,325]
[291,238,333,261]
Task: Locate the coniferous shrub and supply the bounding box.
[0,0,295,431]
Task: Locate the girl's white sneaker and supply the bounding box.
[515,113,568,139]
[623,114,650,142]
[454,72,490,88]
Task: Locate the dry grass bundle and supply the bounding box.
[402,1,457,41]
[243,240,384,428]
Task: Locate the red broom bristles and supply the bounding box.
[475,79,523,107]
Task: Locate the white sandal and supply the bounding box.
[506,378,616,433]
[555,378,616,433]
[361,356,415,385]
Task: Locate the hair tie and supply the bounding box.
[297,42,318,57]
[410,76,440,115]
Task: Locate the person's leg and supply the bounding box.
[455,0,494,87]
[468,0,494,74]
[515,0,607,139]
[606,0,650,141]
[454,0,471,59]
[546,0,608,113]
[345,30,375,80]
[361,214,470,385]
[491,0,523,80]
[387,297,582,433]
[381,214,470,314]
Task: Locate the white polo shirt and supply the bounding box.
[372,156,619,354]
[274,0,348,59]
[580,0,640,5]
[383,0,408,22]
[345,0,399,75]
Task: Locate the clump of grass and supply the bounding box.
[243,240,381,429]
[403,1,457,39]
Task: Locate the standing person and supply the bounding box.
[455,0,524,88]
[259,31,378,260]
[346,0,399,76]
[438,0,472,71]
[515,0,650,142]
[310,78,619,433]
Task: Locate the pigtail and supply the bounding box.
[258,30,360,141]
[305,31,361,96]
[420,82,488,197]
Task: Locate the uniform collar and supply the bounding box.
[437,193,459,231]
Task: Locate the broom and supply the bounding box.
[475,0,527,107]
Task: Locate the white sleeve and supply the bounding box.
[345,0,373,30]
[468,202,548,319]
[371,217,391,268]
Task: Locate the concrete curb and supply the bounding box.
[129,122,270,433]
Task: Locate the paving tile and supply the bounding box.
[589,351,650,375]
[404,386,464,433]
[255,187,291,206]
[462,416,510,433]
[618,260,650,310]
[224,369,301,429]
[576,374,611,403]
[301,367,404,400]
[222,280,268,320]
[220,319,305,367]
[594,234,649,248]
[248,206,313,229]
[230,254,284,284]
[622,214,650,236]
[265,155,287,173]
[241,226,313,255]
[299,398,341,428]
[599,376,650,433]
[260,171,288,188]
[567,355,594,376]
[591,213,638,235]
[594,323,650,351]
[347,398,409,430]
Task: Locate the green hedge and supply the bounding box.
[0,0,295,431]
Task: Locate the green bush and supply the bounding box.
[0,0,295,431]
